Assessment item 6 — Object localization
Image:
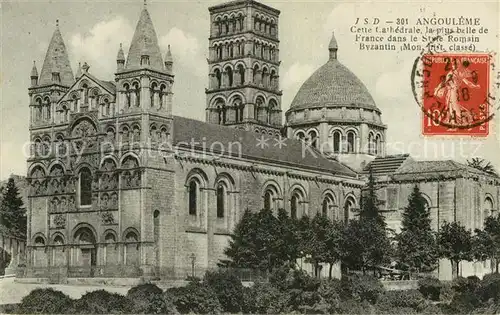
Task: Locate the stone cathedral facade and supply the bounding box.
[24,0,499,281]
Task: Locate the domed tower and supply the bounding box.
[285,32,387,171]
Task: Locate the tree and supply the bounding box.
[221,209,259,269]
[467,157,498,176]
[340,218,391,275]
[438,221,473,279]
[324,219,344,279]
[345,167,392,274]
[396,185,439,275]
[276,208,300,266]
[0,177,26,236]
[359,168,385,227]
[305,214,332,278]
[473,215,500,273]
[221,208,289,272]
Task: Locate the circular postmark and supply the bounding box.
[410,34,497,136]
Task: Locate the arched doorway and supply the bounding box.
[73,226,97,276]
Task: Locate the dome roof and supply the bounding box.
[289,33,379,112]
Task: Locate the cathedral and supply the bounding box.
[25,0,499,282]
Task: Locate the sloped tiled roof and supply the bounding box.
[39,26,75,87]
[98,80,116,93]
[395,160,497,177]
[125,7,164,71]
[172,116,357,177]
[362,154,412,176]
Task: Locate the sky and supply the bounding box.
[1,0,499,179]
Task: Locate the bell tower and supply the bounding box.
[206,0,282,137]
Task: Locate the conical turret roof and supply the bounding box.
[125,6,164,71]
[117,43,125,61]
[165,45,173,62]
[329,31,338,52]
[39,21,75,86]
[31,61,38,77]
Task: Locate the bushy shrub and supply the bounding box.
[18,288,73,314]
[439,282,455,302]
[336,298,375,314]
[452,276,481,295]
[0,303,19,314]
[471,301,500,314]
[420,303,445,315]
[449,291,482,314]
[245,281,290,314]
[269,265,292,291]
[479,273,500,303]
[287,270,322,312]
[418,276,442,301]
[203,269,244,313]
[127,283,176,314]
[376,289,426,312]
[73,290,133,314]
[316,279,342,313]
[167,281,222,314]
[341,273,384,303]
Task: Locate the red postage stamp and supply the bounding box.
[421,53,490,136]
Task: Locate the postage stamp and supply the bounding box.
[420,53,491,136]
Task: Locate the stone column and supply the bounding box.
[141,76,150,110]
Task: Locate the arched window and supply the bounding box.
[82,84,89,105]
[44,97,51,120]
[79,168,92,206]
[333,131,342,153]
[347,131,356,153]
[368,133,375,155]
[262,68,269,87]
[132,82,140,107]
[234,97,244,123]
[124,84,131,108]
[322,194,335,218]
[375,134,382,155]
[255,96,265,122]
[214,69,222,89]
[124,231,139,266]
[150,82,158,108]
[268,100,277,124]
[52,235,65,266]
[270,70,277,89]
[34,236,45,246]
[226,67,233,87]
[188,179,199,215]
[35,98,43,121]
[344,197,355,222]
[216,45,223,60]
[237,64,245,85]
[216,183,226,218]
[264,190,273,211]
[308,130,318,148]
[104,232,117,265]
[218,103,227,125]
[253,65,259,84]
[484,197,494,219]
[295,131,305,142]
[290,189,305,218]
[263,185,279,212]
